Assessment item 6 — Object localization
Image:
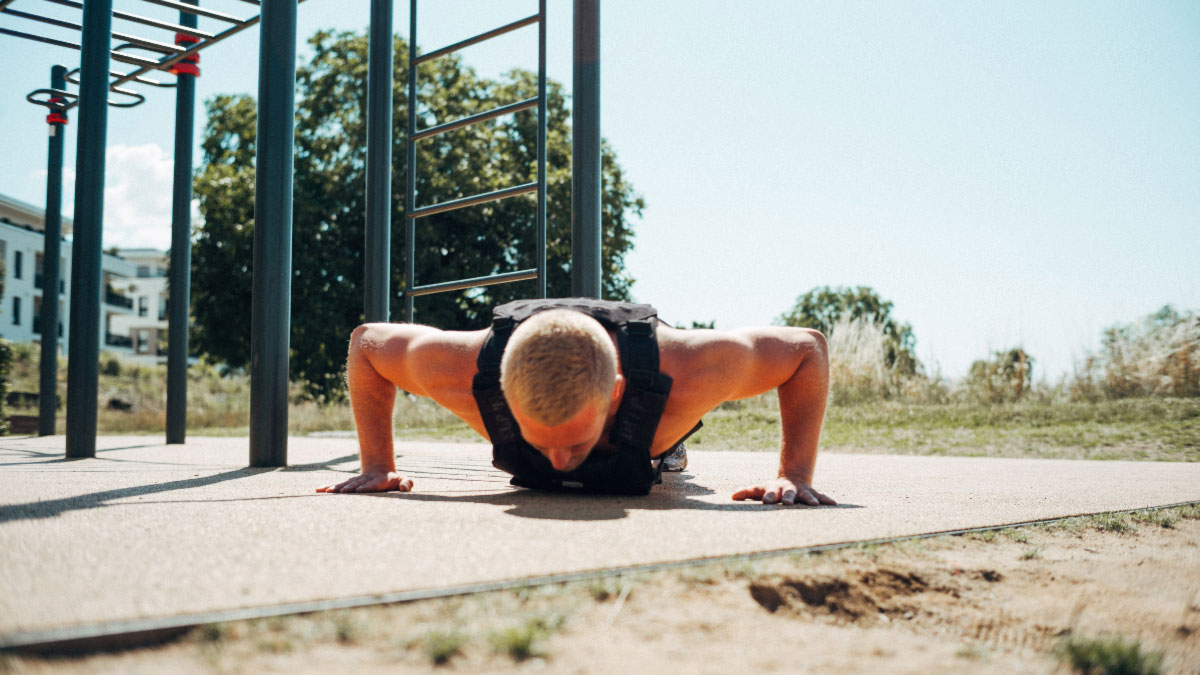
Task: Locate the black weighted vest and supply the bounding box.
[472,298,675,495]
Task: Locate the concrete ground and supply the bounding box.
[2,434,1198,648]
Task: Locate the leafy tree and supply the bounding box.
[777,286,918,375]
[191,31,644,401]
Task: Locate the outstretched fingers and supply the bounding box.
[731,485,766,501]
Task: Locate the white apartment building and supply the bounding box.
[0,193,170,362]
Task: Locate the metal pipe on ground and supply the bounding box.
[571,0,601,299]
[248,0,297,467]
[38,65,67,437]
[166,0,198,444]
[64,0,112,459]
[363,0,393,323]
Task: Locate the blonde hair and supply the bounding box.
[500,309,618,426]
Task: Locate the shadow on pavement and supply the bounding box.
[370,477,862,521]
[0,454,358,524]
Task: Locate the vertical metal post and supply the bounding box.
[536,0,547,299]
[248,0,297,467]
[404,0,417,323]
[65,0,112,458]
[166,0,197,444]
[38,65,67,437]
[571,0,601,299]
[364,0,393,323]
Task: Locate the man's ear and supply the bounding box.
[608,373,625,414]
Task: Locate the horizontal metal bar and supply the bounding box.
[408,182,538,219]
[3,7,79,30]
[412,97,537,141]
[2,8,182,53]
[43,0,215,39]
[136,0,247,24]
[0,25,78,50]
[406,269,538,298]
[110,33,184,54]
[110,50,160,67]
[414,13,538,65]
[100,7,272,98]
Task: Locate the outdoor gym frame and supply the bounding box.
[3,0,605,467]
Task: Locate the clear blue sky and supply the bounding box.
[2,0,1198,381]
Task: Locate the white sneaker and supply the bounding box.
[661,443,688,472]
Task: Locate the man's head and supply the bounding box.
[500,309,624,471]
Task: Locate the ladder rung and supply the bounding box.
[43,0,217,40]
[137,0,247,24]
[406,269,538,298]
[414,13,539,65]
[408,182,537,219]
[412,97,537,141]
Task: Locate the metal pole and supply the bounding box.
[571,0,601,299]
[38,65,67,437]
[166,0,197,444]
[364,0,393,323]
[64,0,112,458]
[404,0,416,323]
[248,0,296,467]
[536,0,546,299]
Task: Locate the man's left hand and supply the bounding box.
[732,477,836,506]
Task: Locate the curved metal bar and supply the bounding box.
[63,68,147,108]
[26,87,78,109]
[104,87,145,108]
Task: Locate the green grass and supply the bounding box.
[421,630,468,665]
[1055,635,1163,675]
[487,614,565,661]
[7,345,1198,462]
[687,393,1199,461]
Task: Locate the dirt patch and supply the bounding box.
[3,510,1198,674]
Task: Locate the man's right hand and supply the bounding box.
[316,469,413,493]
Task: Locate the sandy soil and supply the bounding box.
[4,511,1198,674]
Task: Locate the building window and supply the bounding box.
[138,296,148,317]
[14,251,22,279]
[12,296,20,325]
[137,265,150,277]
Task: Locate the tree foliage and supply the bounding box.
[777,286,919,375]
[191,31,644,401]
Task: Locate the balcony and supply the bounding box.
[33,274,66,294]
[105,332,132,348]
[105,290,134,309]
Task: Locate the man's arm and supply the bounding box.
[669,326,836,506]
[317,322,482,493]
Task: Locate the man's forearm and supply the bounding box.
[775,332,830,484]
[348,325,398,473]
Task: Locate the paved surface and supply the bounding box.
[2,434,1198,644]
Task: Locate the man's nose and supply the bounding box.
[548,448,571,471]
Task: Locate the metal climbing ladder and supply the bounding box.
[404,0,548,322]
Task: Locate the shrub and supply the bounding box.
[965,348,1035,404]
[1054,634,1162,675]
[0,339,11,435]
[1071,306,1200,400]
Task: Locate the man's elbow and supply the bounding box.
[797,328,829,379]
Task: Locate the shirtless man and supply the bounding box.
[317,299,836,506]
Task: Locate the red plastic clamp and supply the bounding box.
[47,96,68,124]
[171,33,201,76]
